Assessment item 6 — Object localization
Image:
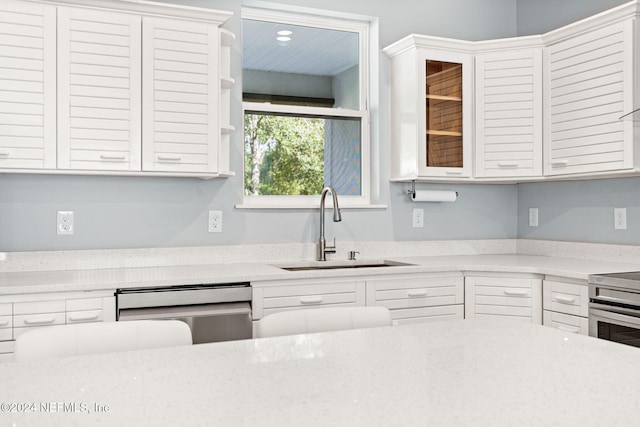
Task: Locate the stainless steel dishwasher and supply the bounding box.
[116,283,252,343]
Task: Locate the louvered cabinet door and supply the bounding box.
[545,20,633,176]
[57,7,141,171]
[142,17,219,174]
[0,1,56,169]
[475,48,542,178]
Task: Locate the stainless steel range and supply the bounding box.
[588,272,640,348]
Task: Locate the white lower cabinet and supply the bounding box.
[252,273,465,328]
[465,273,543,324]
[251,278,366,321]
[542,277,589,335]
[366,272,464,325]
[0,291,115,362]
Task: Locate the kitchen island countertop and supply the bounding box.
[2,318,639,426]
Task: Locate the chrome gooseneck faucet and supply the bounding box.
[318,186,341,261]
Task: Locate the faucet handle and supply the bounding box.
[325,238,337,254]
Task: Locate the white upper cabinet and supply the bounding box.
[385,2,640,183]
[475,40,543,178]
[57,7,141,171]
[0,0,233,178]
[0,1,56,170]
[142,17,220,174]
[544,17,637,177]
[384,35,473,180]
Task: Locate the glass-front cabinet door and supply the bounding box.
[425,60,463,169]
[419,49,472,178]
[384,35,472,181]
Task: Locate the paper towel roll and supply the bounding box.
[411,190,457,202]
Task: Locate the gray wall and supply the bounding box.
[517,178,640,245]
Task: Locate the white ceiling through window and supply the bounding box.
[242,19,359,77]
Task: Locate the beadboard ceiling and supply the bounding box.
[242,19,359,77]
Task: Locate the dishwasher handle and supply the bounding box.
[118,302,251,321]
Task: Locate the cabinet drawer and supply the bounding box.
[543,310,588,335]
[543,280,588,317]
[14,312,65,328]
[14,300,65,315]
[252,281,365,320]
[263,293,357,310]
[391,305,464,325]
[261,281,361,315]
[66,309,103,324]
[370,275,463,309]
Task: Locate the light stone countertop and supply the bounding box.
[2,318,640,426]
[2,253,640,295]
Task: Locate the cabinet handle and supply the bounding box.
[68,313,100,322]
[503,289,529,296]
[444,170,463,175]
[24,316,56,325]
[0,319,9,327]
[100,154,126,161]
[407,290,428,297]
[557,324,580,333]
[0,152,9,158]
[497,162,519,168]
[157,155,182,162]
[554,294,576,304]
[551,160,569,167]
[299,296,323,305]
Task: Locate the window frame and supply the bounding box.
[238,6,373,209]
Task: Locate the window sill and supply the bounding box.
[235,202,387,210]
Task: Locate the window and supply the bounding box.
[240,7,372,208]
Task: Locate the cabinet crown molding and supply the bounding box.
[383,34,475,57]
[21,0,232,24]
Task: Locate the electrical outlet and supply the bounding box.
[57,211,74,235]
[412,208,424,228]
[208,210,222,233]
[614,208,627,230]
[529,208,539,227]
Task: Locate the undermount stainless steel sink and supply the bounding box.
[275,260,415,271]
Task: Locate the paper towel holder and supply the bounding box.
[407,180,458,199]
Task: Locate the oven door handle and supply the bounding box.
[590,305,640,328]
